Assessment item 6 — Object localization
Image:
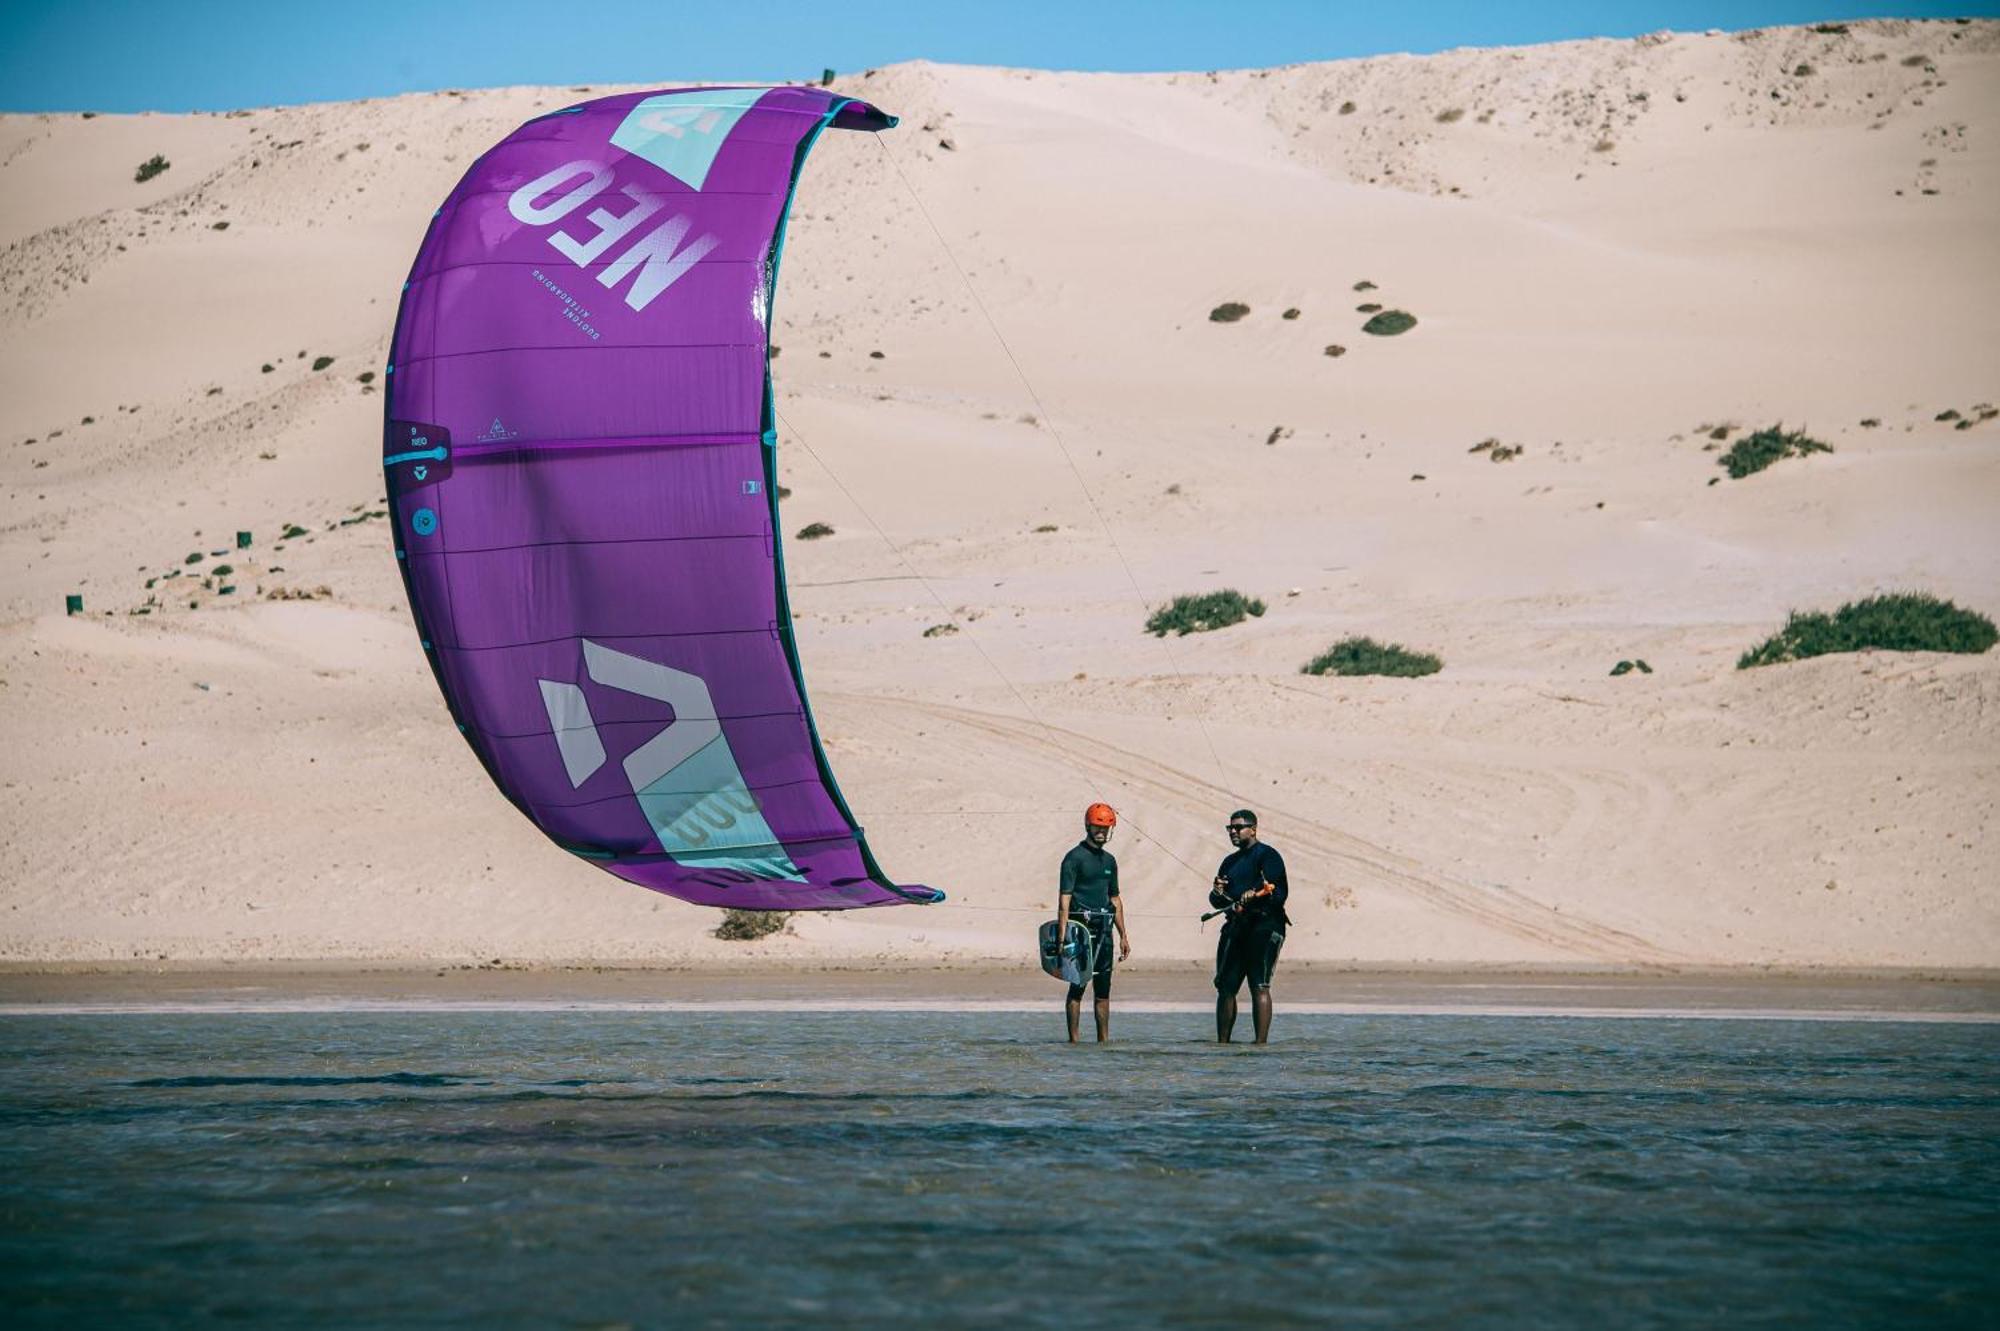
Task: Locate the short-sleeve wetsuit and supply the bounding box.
[1210,841,1288,994]
[1059,839,1120,1000]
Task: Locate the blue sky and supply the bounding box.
[2,0,1993,113]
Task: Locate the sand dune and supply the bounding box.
[2,20,1996,969]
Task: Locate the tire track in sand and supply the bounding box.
[848,694,1685,967]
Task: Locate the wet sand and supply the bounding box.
[3,964,1995,1020]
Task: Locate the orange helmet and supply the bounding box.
[1084,803,1118,828]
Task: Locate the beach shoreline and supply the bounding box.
[4,962,1995,1019]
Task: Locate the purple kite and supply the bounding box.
[382,86,940,911]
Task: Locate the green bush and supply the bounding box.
[795,521,835,540]
[1361,310,1417,336]
[1738,593,1996,668]
[1718,425,1831,479]
[1208,302,1250,323]
[1302,636,1442,677]
[713,908,791,941]
[1145,589,1265,637]
[134,154,169,183]
[311,355,335,371]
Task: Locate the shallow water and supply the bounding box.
[2,1011,1995,1328]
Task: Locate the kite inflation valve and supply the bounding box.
[65,594,83,616]
[235,531,252,549]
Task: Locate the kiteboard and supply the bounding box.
[1039,919,1095,987]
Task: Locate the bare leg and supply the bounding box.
[1094,996,1111,1042]
[1216,990,1237,1043]
[1065,994,1081,1043]
[1251,987,1273,1044]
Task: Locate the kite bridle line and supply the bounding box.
[775,405,1207,885]
[870,133,1241,807]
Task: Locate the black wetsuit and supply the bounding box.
[1059,839,1119,1000]
[1211,841,1289,994]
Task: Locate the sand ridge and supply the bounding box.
[1,20,1995,968]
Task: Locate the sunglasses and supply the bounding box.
[1225,824,1253,832]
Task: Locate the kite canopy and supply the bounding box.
[383,86,939,910]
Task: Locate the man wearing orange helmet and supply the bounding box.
[1056,802,1130,1042]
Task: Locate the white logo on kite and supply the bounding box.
[507,160,720,314]
[538,641,803,881]
[477,418,519,443]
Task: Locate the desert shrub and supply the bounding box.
[1209,302,1250,323]
[1738,593,1996,668]
[356,371,375,384]
[1301,636,1442,677]
[1436,107,1465,123]
[1356,302,1383,313]
[713,908,792,941]
[1323,344,1346,357]
[922,623,958,638]
[134,155,170,183]
[1338,101,1357,115]
[1282,308,1300,320]
[1718,425,1831,479]
[1353,280,1376,291]
[1033,523,1058,533]
[796,521,835,540]
[1145,589,1265,637]
[1361,310,1417,336]
[281,523,308,539]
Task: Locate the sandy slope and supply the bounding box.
[1,20,1995,968]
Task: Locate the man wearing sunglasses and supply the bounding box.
[1209,809,1289,1044]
